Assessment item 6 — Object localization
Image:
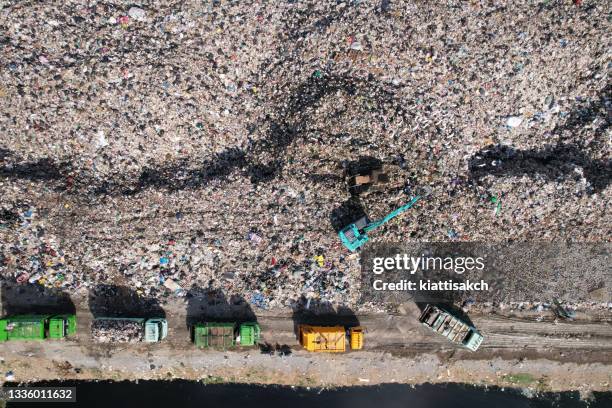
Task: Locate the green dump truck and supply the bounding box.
[419,305,484,351]
[192,322,260,348]
[92,317,168,343]
[0,314,76,342]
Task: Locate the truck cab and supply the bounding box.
[144,318,168,342]
[463,330,484,352]
[0,314,76,342]
[238,322,261,346]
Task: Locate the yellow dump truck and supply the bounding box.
[299,325,364,352]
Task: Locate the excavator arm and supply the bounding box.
[339,196,421,251]
[363,196,421,232]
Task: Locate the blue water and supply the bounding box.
[5,381,610,408]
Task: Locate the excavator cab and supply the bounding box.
[339,216,370,252]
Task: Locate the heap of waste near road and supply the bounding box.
[0,1,610,309]
[92,320,143,343]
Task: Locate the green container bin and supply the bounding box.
[239,323,261,346]
[193,322,236,349]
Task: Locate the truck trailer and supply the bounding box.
[192,322,260,349]
[0,314,76,342]
[299,325,364,352]
[92,317,167,343]
[418,305,483,351]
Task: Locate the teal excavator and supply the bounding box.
[338,195,421,252]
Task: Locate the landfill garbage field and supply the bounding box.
[0,0,610,395]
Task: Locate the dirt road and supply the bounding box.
[1,289,610,391]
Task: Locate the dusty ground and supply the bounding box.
[0,289,610,392]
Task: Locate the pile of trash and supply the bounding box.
[0,1,609,309]
[91,320,143,343]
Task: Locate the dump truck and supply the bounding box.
[299,325,364,352]
[92,317,167,343]
[418,305,483,351]
[339,196,421,251]
[192,322,260,349]
[0,314,76,342]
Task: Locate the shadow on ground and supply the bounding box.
[0,282,75,316]
[0,71,408,198]
[468,84,611,194]
[468,143,611,193]
[345,156,383,177]
[329,197,368,233]
[344,156,384,195]
[259,342,292,357]
[185,285,256,328]
[185,285,260,346]
[88,284,165,319]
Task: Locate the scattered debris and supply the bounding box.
[163,279,181,292]
[553,299,576,320]
[506,116,523,128]
[127,7,146,21]
[490,194,502,216]
[92,320,144,343]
